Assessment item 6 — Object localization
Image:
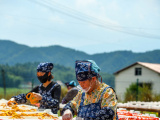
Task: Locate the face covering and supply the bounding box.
[38,73,49,83]
[77,82,92,93]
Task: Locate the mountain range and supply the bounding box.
[0,40,160,74]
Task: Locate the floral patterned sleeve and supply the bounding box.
[61,90,82,116]
[101,88,117,110]
[84,87,118,120]
[62,87,118,120]
[99,87,118,120]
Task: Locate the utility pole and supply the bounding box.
[136,78,139,101]
[32,78,34,89]
[2,69,6,98]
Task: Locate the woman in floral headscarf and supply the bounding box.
[62,60,118,120]
[7,62,61,114]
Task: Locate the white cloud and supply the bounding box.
[49,15,64,24]
[106,0,119,11]
[1,0,160,54]
[4,15,15,28]
[75,0,97,8]
[74,0,120,29]
[138,14,145,20]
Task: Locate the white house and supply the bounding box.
[114,62,160,100]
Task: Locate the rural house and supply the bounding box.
[114,62,160,100]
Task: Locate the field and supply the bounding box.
[0,87,30,100]
[0,87,159,117]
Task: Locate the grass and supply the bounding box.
[142,111,159,117]
[0,87,30,100]
[0,86,68,101]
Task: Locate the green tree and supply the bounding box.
[124,83,159,102]
[124,83,141,102]
[138,85,152,101]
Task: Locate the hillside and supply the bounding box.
[0,40,160,73]
[0,62,115,88]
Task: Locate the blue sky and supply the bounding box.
[0,0,160,54]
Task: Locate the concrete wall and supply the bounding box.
[115,64,160,100]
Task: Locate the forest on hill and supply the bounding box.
[0,39,160,89]
[0,40,160,74]
[0,62,114,88]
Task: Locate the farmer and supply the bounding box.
[62,60,118,120]
[62,80,79,104]
[7,62,61,114]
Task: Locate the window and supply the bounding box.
[135,68,142,75]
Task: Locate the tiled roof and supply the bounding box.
[114,62,160,74]
[138,62,160,74]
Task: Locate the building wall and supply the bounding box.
[115,64,160,100]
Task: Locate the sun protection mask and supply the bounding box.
[37,73,49,83]
[77,85,91,93]
[77,81,93,93]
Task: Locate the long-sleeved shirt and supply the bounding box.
[62,87,79,104]
[12,81,61,114]
[62,83,118,120]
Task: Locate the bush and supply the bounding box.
[124,83,140,102]
[124,83,160,102]
[138,85,152,101]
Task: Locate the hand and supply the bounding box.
[7,98,16,106]
[9,98,15,101]
[32,92,42,100]
[62,109,73,120]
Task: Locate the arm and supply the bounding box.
[40,84,61,108]
[61,102,75,116]
[62,90,82,116]
[12,86,39,104]
[62,88,78,104]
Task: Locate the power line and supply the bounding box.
[30,0,160,39]
[38,0,159,30]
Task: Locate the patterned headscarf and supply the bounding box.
[37,62,54,72]
[75,60,101,81]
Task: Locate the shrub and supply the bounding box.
[124,83,160,102]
